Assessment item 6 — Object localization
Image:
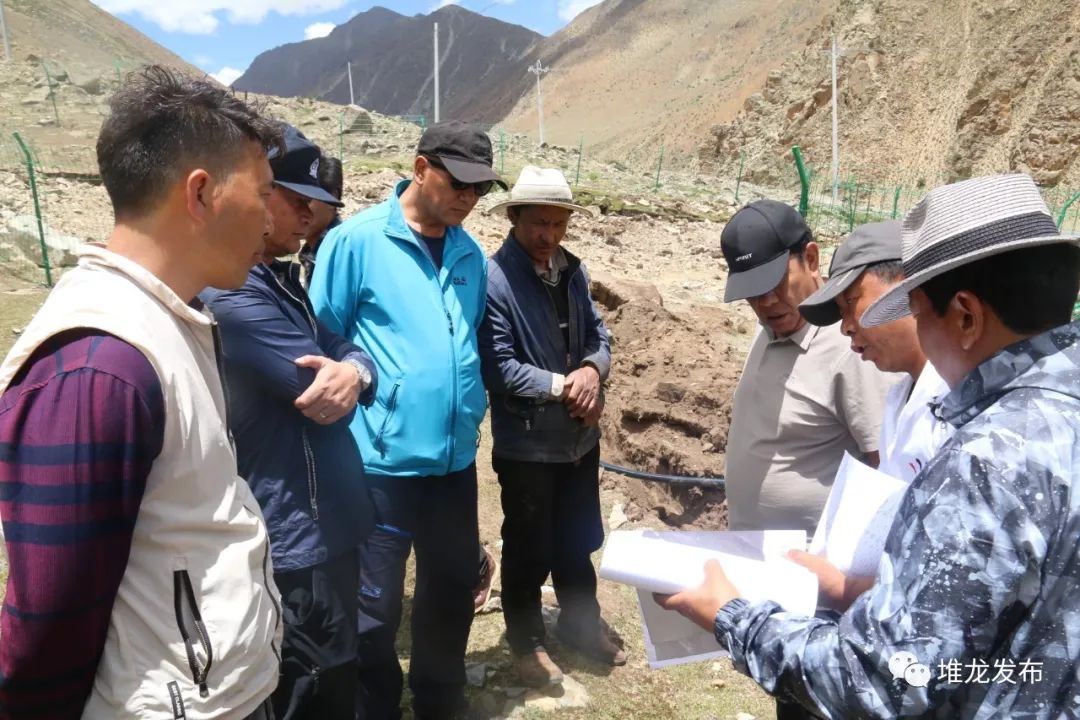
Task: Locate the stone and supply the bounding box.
[1,215,82,268]
[21,86,52,105]
[465,662,487,688]
[504,674,590,717]
[608,503,628,530]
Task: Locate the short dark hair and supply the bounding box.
[920,243,1080,335]
[317,156,343,200]
[863,260,905,283]
[789,227,815,258]
[97,65,284,218]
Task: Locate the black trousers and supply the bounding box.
[354,465,480,720]
[272,550,360,720]
[494,444,605,656]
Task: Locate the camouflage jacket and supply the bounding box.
[714,320,1080,719]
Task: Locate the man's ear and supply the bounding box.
[803,241,820,273]
[413,155,428,185]
[951,290,986,352]
[184,169,212,222]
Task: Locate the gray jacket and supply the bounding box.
[478,235,610,463]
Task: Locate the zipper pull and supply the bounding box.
[446,310,454,335]
[198,680,209,698]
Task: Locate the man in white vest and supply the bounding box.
[0,66,284,719]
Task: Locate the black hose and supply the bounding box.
[600,460,726,489]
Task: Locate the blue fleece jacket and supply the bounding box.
[308,180,488,478]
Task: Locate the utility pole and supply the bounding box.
[527,59,551,146]
[433,23,440,123]
[347,61,355,106]
[829,34,840,203]
[0,0,12,63]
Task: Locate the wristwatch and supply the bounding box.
[343,358,373,390]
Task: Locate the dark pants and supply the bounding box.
[244,698,276,720]
[355,465,480,720]
[494,443,604,656]
[273,550,359,720]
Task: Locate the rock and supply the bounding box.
[68,69,104,96]
[504,674,590,717]
[608,502,628,530]
[589,270,663,311]
[504,686,526,698]
[735,714,757,720]
[465,662,487,688]
[1,215,83,268]
[22,86,52,105]
[342,108,374,134]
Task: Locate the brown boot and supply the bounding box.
[514,648,564,688]
[555,622,628,666]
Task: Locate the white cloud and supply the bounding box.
[304,22,335,39]
[211,66,244,86]
[431,0,458,9]
[91,0,349,35]
[557,0,603,22]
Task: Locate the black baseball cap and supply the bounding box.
[799,220,902,326]
[721,199,811,302]
[267,124,344,208]
[416,120,508,190]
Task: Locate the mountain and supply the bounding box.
[2,0,197,72]
[493,0,832,165]
[232,5,541,122]
[700,0,1080,187]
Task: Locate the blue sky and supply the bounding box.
[90,0,602,85]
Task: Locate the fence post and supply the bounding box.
[653,144,664,191]
[847,179,858,232]
[12,132,54,287]
[1056,191,1080,229]
[891,185,902,218]
[790,146,810,217]
[734,150,746,205]
[113,58,122,86]
[338,113,344,161]
[574,135,583,186]
[499,129,505,175]
[41,62,60,127]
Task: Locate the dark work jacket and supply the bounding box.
[479,235,611,463]
[200,261,377,573]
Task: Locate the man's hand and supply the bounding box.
[563,365,600,419]
[653,559,740,632]
[293,355,361,425]
[582,394,605,427]
[786,550,875,612]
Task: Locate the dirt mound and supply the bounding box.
[598,299,752,530]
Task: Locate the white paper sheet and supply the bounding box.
[599,530,818,669]
[808,452,910,577]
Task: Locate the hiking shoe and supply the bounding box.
[555,622,628,666]
[514,648,564,688]
[473,546,498,613]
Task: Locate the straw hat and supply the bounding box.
[861,174,1080,327]
[486,165,593,216]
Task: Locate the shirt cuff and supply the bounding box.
[714,597,751,648]
[550,372,566,400]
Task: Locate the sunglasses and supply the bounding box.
[423,156,496,197]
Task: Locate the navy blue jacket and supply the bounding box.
[201,261,377,573]
[479,235,611,463]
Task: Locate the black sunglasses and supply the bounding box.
[423,156,496,197]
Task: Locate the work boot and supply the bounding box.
[473,546,498,613]
[514,647,564,688]
[555,622,628,666]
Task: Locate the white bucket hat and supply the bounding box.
[861,174,1080,328]
[486,165,594,216]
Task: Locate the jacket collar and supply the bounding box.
[384,179,475,270]
[501,232,583,278]
[938,320,1080,427]
[77,244,212,327]
[763,319,817,351]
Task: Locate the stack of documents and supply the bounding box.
[599,529,817,668]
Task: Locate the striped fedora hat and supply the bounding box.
[861,174,1080,328]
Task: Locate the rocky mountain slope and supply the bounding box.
[700,0,1080,187]
[232,5,539,122]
